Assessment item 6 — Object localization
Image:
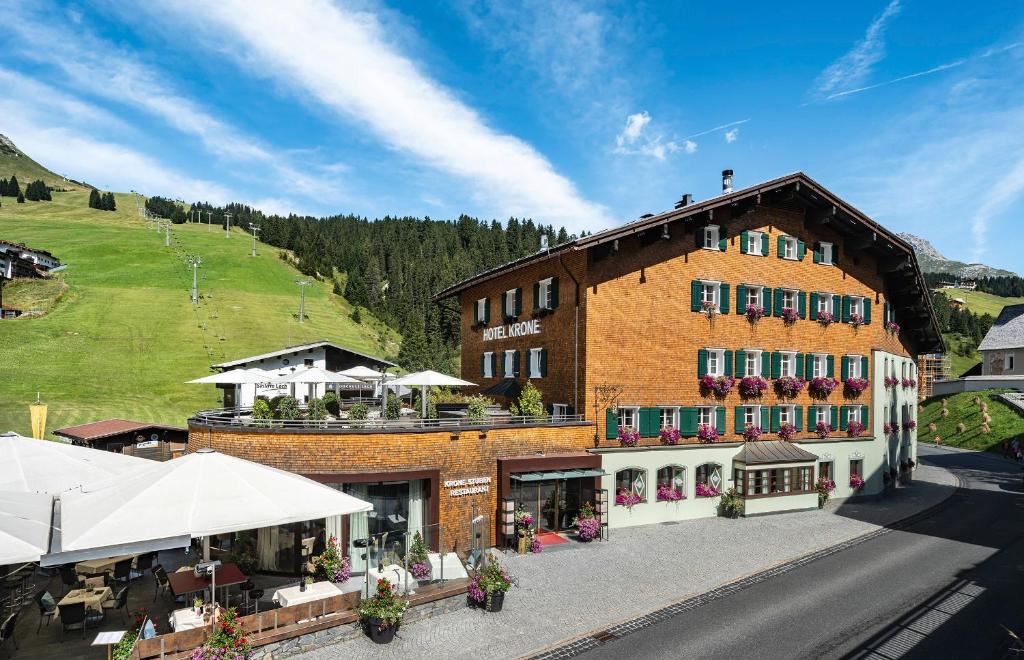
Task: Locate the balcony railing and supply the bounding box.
[189,406,587,432]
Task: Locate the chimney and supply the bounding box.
[540,234,549,251]
[675,193,693,209]
[722,169,734,194]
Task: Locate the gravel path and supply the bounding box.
[294,464,958,660]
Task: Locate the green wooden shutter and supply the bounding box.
[491,353,498,377]
[736,284,746,314]
[473,300,480,323]
[771,352,782,379]
[773,288,784,316]
[735,407,746,433]
[841,356,849,381]
[763,288,773,316]
[761,236,769,256]
[809,292,819,320]
[795,353,805,379]
[839,406,849,431]
[760,406,770,430]
[716,407,726,434]
[735,350,746,376]
[797,239,806,261]
[513,350,521,376]
[827,355,835,378]
[776,234,785,258]
[550,277,560,309]
[861,405,869,428]
[806,406,815,430]
[770,406,781,432]
[532,282,540,311]
[740,230,749,254]
[638,408,652,437]
[605,408,618,439]
[804,354,814,378]
[861,356,868,378]
[540,348,548,377]
[863,298,871,324]
[484,298,491,324]
[480,353,486,377]
[794,405,803,432]
[798,291,807,319]
[831,405,838,426]
[514,288,522,316]
[724,350,733,377]
[884,301,890,324]
[691,280,702,312]
[698,349,709,378]
[761,351,770,377]
[813,241,821,264]
[842,295,851,323]
[719,284,730,314]
[719,227,728,251]
[832,294,841,319]
[680,407,698,435]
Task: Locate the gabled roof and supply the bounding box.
[733,440,818,465]
[978,304,1024,351]
[432,171,943,353]
[212,340,396,369]
[54,419,185,442]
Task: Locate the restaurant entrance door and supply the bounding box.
[512,477,594,533]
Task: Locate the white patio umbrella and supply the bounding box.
[188,368,268,412]
[275,366,361,400]
[337,365,384,380]
[56,448,373,558]
[389,370,476,418]
[0,490,53,564]
[0,432,146,493]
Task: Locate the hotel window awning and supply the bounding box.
[511,468,607,482]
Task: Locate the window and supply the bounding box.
[847,355,863,379]
[528,348,543,378]
[783,236,798,260]
[901,362,907,379]
[812,354,828,378]
[782,288,797,311]
[779,404,795,427]
[618,407,639,432]
[304,358,315,367]
[850,296,864,317]
[659,407,678,430]
[740,467,813,496]
[770,468,792,493]
[537,278,553,310]
[475,298,487,322]
[482,351,494,378]
[702,225,720,249]
[744,350,762,377]
[746,285,763,309]
[657,466,686,499]
[701,281,720,310]
[748,232,763,255]
[779,352,797,378]
[697,406,715,428]
[746,469,768,496]
[815,406,831,426]
[552,404,569,420]
[848,406,862,424]
[504,289,518,317]
[1008,355,1016,371]
[503,350,517,378]
[706,349,726,376]
[695,463,723,495]
[817,293,834,315]
[615,468,647,503]
[743,405,761,427]
[819,242,833,265]
[819,461,833,481]
[795,467,813,491]
[850,459,863,480]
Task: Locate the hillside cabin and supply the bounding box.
[54,418,187,460]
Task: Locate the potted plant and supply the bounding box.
[844,377,870,397]
[808,377,837,399]
[778,422,797,440]
[700,374,735,398]
[745,304,766,324]
[815,422,832,439]
[406,532,431,581]
[573,502,601,541]
[468,553,516,612]
[780,307,799,326]
[188,608,250,659]
[719,487,742,518]
[514,509,536,554]
[849,474,865,490]
[358,578,409,644]
[739,375,769,398]
[816,310,835,327]
[701,301,718,319]
[617,426,640,447]
[659,426,681,445]
[311,535,352,584]
[742,424,763,442]
[815,476,836,507]
[193,597,203,615]
[847,420,865,438]
[885,320,900,335]
[849,312,864,329]
[696,423,718,443]
[774,376,806,398]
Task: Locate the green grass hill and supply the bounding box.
[0,134,85,191]
[936,289,1024,377]
[0,187,399,437]
[919,389,1024,453]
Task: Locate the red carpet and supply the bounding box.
[535,531,568,545]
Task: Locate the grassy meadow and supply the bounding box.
[0,189,399,436]
[919,389,1024,453]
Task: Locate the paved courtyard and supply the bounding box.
[295,465,958,660]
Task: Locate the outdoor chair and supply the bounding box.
[152,566,170,602]
[58,566,82,596]
[34,590,57,633]
[112,559,133,585]
[0,612,18,655]
[59,602,87,641]
[133,552,156,580]
[102,587,130,623]
[247,589,264,616]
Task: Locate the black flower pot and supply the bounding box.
[367,618,397,644]
[486,591,505,612]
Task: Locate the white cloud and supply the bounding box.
[617,112,652,147]
[156,0,614,232]
[683,140,698,154]
[812,0,901,98]
[724,128,739,144]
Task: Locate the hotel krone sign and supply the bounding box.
[482,319,541,342]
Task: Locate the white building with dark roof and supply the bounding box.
[978,304,1024,375]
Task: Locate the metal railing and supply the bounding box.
[190,406,587,431]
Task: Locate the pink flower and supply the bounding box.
[885,320,900,335]
[816,311,835,326]
[884,376,899,388]
[844,377,870,396]
[745,304,766,323]
[781,307,799,325]
[850,474,865,489]
[695,483,719,497]
[777,423,797,440]
[659,427,681,445]
[615,488,642,509]
[808,377,838,399]
[847,420,865,438]
[697,424,718,443]
[617,426,640,447]
[656,484,684,502]
[576,517,601,540]
[903,420,917,431]
[815,422,832,439]
[774,376,806,398]
[742,425,763,442]
[700,374,736,398]
[849,312,864,328]
[739,376,768,398]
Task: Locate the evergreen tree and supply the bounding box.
[103,192,117,211]
[0,178,7,196]
[16,192,24,203]
[396,312,430,371]
[6,175,19,198]
[89,189,101,209]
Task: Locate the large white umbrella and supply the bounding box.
[337,365,384,380]
[274,366,361,400]
[188,368,269,412]
[57,448,373,556]
[389,370,476,418]
[0,432,146,493]
[0,490,53,564]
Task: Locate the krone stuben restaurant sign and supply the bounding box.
[482,319,541,342]
[444,476,491,497]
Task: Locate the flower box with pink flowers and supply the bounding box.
[745,304,766,323]
[774,376,806,398]
[697,424,718,444]
[656,484,684,502]
[808,377,837,399]
[780,307,799,325]
[739,375,768,398]
[617,426,640,447]
[695,482,719,498]
[849,474,865,489]
[846,420,865,438]
[849,312,864,328]
[816,310,835,327]
[742,425,763,442]
[777,423,797,441]
[700,374,735,398]
[844,377,870,396]
[901,378,917,389]
[659,427,681,445]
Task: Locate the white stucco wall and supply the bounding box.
[226,347,330,406]
[873,350,918,482]
[981,349,1023,376]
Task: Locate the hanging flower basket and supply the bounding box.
[615,488,642,509]
[745,304,766,323]
[847,420,865,438]
[617,426,640,447]
[659,426,681,445]
[656,484,684,502]
[849,312,864,329]
[780,307,799,326]
[901,378,917,389]
[774,376,806,398]
[700,374,736,398]
[849,474,865,489]
[884,376,899,389]
[742,425,763,442]
[844,377,870,397]
[816,311,835,327]
[903,420,917,431]
[885,320,900,335]
[808,377,838,399]
[883,422,896,435]
[701,301,718,319]
[697,423,718,443]
[815,422,832,439]
[739,376,768,398]
[695,483,719,498]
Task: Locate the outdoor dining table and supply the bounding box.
[58,586,113,616]
[169,607,209,632]
[272,581,343,607]
[166,562,246,604]
[367,564,414,594]
[75,553,138,576]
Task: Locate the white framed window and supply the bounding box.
[618,406,639,432]
[702,225,720,249]
[700,281,721,311]
[537,277,554,310]
[783,236,799,260]
[483,351,494,378]
[504,289,517,317]
[850,296,864,317]
[782,288,797,310]
[1006,354,1015,371]
[615,468,647,502]
[779,351,797,378]
[745,349,762,377]
[847,355,863,379]
[697,406,715,427]
[552,403,569,420]
[819,241,833,265]
[815,406,831,426]
[810,354,826,378]
[659,407,679,429]
[706,348,727,376]
[748,232,763,255]
[475,298,487,322]
[779,404,795,426]
[743,405,761,427]
[746,285,763,309]
[848,407,862,424]
[503,350,516,378]
[528,348,543,378]
[901,362,907,379]
[817,293,834,315]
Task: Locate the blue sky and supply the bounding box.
[2,1,1022,271]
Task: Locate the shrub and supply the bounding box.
[719,488,742,517]
[311,536,351,584]
[511,381,547,419]
[268,395,285,415]
[276,396,300,420]
[251,398,271,426]
[927,422,937,433]
[406,532,431,580]
[322,391,340,416]
[307,396,327,421]
[940,408,949,418]
[358,579,409,631]
[348,403,369,420]
[956,422,966,433]
[188,608,250,659]
[385,391,401,420]
[466,395,491,423]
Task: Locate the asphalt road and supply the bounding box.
[584,446,1024,660]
